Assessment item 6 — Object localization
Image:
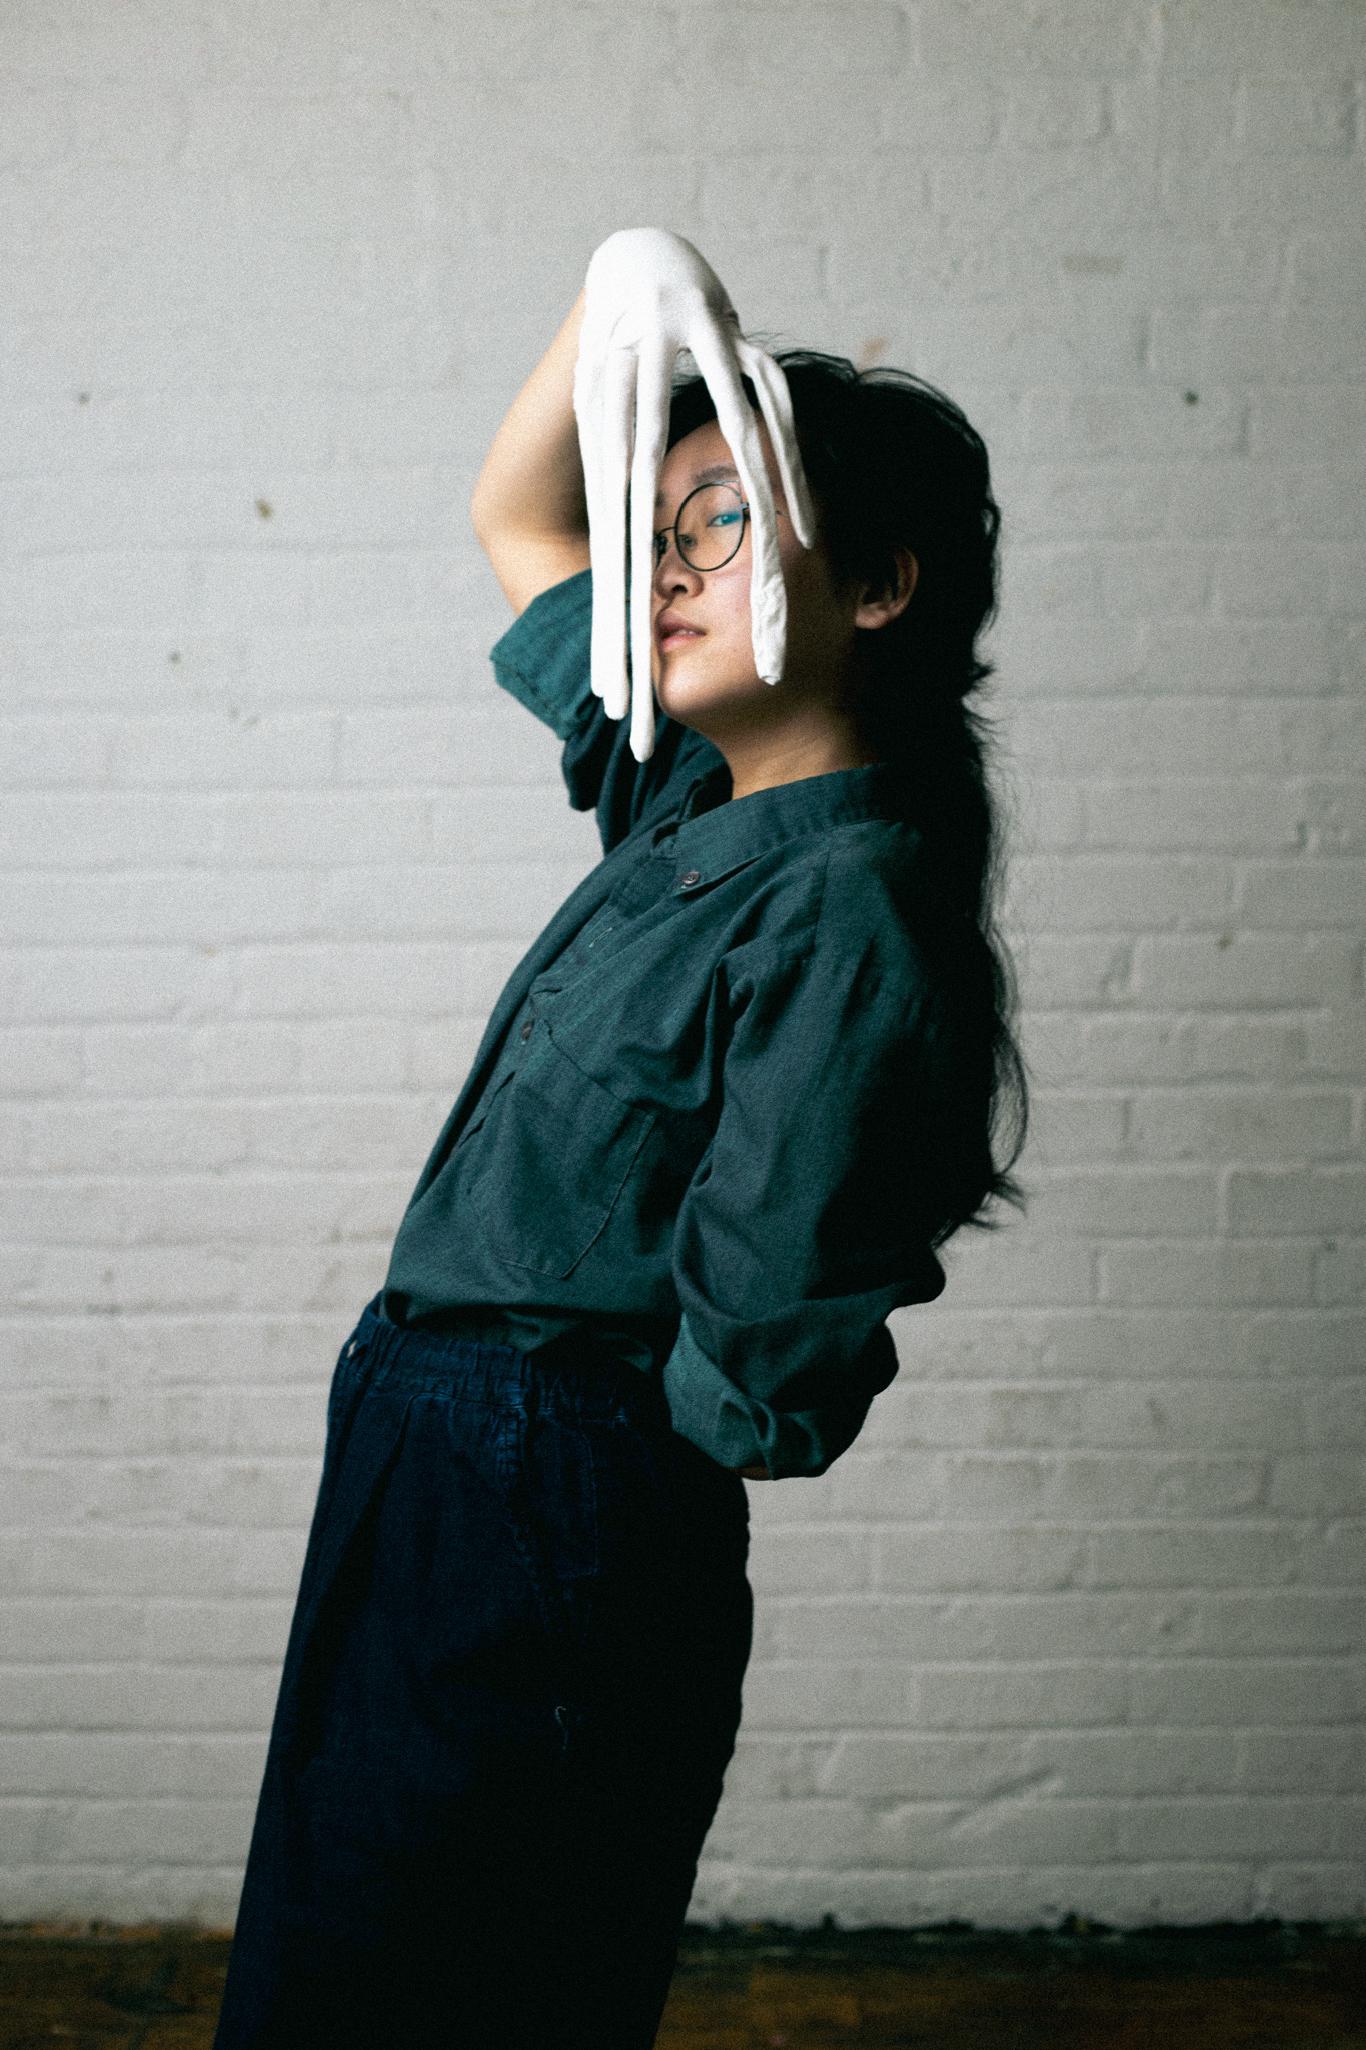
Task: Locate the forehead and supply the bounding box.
[655,420,734,506]
[655,415,780,509]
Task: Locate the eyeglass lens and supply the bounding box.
[653,483,747,572]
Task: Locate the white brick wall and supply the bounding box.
[2,0,1363,1932]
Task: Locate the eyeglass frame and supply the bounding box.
[651,480,785,575]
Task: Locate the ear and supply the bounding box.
[853,545,918,632]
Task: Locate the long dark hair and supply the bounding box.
[667,348,1032,1245]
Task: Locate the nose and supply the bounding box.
[651,533,702,594]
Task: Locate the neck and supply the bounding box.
[718,725,882,802]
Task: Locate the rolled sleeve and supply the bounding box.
[488,566,717,854]
[659,906,948,1481]
[488,565,598,749]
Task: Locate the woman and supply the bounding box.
[211,268,1029,2050]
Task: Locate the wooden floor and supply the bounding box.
[0,1919,1361,2048]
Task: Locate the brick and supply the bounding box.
[1017,697,1361,774]
[1128,933,1356,1007]
[106,712,338,788]
[1239,1730,1361,1794]
[229,942,467,1018]
[1127,1088,1352,1159]
[81,1023,300,1097]
[1000,79,1109,147]
[52,1798,258,1864]
[1164,0,1366,73]
[0,1599,141,1663]
[335,705,549,787]
[6,14,208,87]
[0,553,196,633]
[1,947,228,1025]
[1251,383,1366,455]
[1098,1241,1315,1305]
[1028,1012,1311,1085]
[1238,77,1357,153]
[217,792,433,864]
[0,1662,278,1731]
[873,1524,1090,1593]
[1026,1727,1239,1795]
[1269,1451,1366,1518]
[1011,1088,1125,1161]
[919,1663,1128,1729]
[2,1091,249,1177]
[182,90,415,177]
[0,1028,83,1094]
[0,793,225,866]
[1088,1524,1305,1589]
[1009,852,1236,928]
[1315,1240,1366,1304]
[0,89,188,170]
[3,632,252,709]
[1142,621,1356,698]
[1305,1376,1366,1449]
[1080,780,1308,853]
[0,717,112,787]
[741,1662,919,1731]
[1130,1659,1357,1725]
[1158,150,1366,233]
[1194,1591,1361,1656]
[1237,856,1366,926]
[1024,384,1249,458]
[1025,1167,1216,1236]
[1012,934,1141,1006]
[1222,1172,1361,1230]
[919,0,1157,73]
[3,869,324,946]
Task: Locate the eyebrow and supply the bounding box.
[653,462,740,511]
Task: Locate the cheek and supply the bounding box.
[699,565,760,649]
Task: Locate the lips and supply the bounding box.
[656,613,705,650]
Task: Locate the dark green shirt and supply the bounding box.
[381,567,948,1480]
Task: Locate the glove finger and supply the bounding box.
[735,338,820,551]
[627,332,677,764]
[686,320,788,687]
[571,350,609,703]
[589,343,638,723]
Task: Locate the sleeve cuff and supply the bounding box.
[659,1312,900,1481]
[488,567,594,742]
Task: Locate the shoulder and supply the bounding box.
[816,820,941,996]
[725,827,931,1018]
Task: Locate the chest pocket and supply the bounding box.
[468,1026,656,1279]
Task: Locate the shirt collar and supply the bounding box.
[651,760,911,877]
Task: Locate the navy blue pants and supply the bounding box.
[211,1295,754,2050]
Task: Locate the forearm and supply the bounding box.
[470,287,589,539]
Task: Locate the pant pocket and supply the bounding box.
[494,1403,601,1707]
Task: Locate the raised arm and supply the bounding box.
[469,288,592,617]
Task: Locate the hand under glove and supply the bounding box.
[572,227,820,763]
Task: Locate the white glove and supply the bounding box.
[572,227,819,763]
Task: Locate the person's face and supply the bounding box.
[648,415,862,742]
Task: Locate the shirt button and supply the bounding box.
[519,1018,533,1040]
[679,869,701,889]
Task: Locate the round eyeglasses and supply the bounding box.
[652,481,783,574]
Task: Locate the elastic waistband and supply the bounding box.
[345,1294,669,1430]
